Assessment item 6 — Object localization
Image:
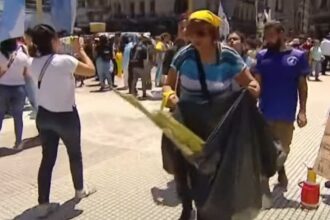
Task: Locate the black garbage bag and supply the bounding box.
[176,90,279,220]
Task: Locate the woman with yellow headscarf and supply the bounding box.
[161,10,260,220]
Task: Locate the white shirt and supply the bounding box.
[0,50,29,86]
[31,54,79,112]
[321,39,330,56]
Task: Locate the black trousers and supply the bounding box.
[112,58,117,85]
[322,55,330,75]
[128,63,134,94]
[36,106,83,204]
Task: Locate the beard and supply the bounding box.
[266,39,282,52]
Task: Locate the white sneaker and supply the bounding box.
[13,142,24,151]
[75,186,97,200]
[35,203,60,218]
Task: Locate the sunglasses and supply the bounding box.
[192,30,208,38]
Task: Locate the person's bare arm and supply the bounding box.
[0,67,5,78]
[23,67,28,78]
[297,76,308,127]
[235,68,260,98]
[73,37,95,77]
[75,49,95,77]
[254,73,262,85]
[163,68,177,92]
[163,68,179,108]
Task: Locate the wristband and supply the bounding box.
[161,90,175,110]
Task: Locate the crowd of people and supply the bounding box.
[1,7,330,220]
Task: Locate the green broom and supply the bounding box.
[114,90,205,156]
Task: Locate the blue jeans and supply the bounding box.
[96,57,112,88]
[24,75,37,111]
[0,85,26,145]
[311,60,322,79]
[155,59,163,87]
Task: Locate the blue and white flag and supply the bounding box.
[218,0,231,39]
[51,0,77,34]
[0,0,25,42]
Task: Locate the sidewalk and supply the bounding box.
[1,76,330,220]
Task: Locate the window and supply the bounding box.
[118,4,122,14]
[78,0,86,8]
[320,0,328,9]
[174,0,188,14]
[206,0,211,9]
[140,1,145,17]
[114,2,122,16]
[150,0,155,16]
[275,0,283,12]
[130,2,135,17]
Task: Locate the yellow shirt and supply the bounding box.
[115,52,123,77]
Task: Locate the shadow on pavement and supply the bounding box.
[13,199,83,220]
[0,147,18,157]
[86,83,101,87]
[0,135,41,158]
[271,185,301,209]
[150,180,180,207]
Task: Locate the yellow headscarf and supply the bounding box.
[188,10,222,28]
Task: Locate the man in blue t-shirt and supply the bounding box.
[255,22,309,193]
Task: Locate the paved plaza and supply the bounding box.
[1,76,330,220]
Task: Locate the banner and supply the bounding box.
[0,0,25,42]
[218,0,230,39]
[51,0,77,34]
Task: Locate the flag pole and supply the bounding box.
[188,0,193,13]
[36,0,43,23]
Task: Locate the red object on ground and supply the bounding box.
[298,181,320,209]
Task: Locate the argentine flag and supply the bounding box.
[51,0,77,34]
[0,0,25,42]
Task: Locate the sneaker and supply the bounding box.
[35,203,60,218]
[75,186,97,200]
[13,142,24,151]
[325,181,330,189]
[138,96,148,101]
[117,86,128,91]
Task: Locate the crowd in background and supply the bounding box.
[1,19,330,150]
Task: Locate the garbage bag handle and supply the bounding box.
[205,89,248,144]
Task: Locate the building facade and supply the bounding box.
[231,0,256,35]
[309,0,330,38]
[76,0,257,35]
[25,0,316,36]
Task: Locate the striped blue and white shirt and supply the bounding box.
[171,44,247,101]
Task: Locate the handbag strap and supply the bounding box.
[193,44,221,101]
[38,55,54,89]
